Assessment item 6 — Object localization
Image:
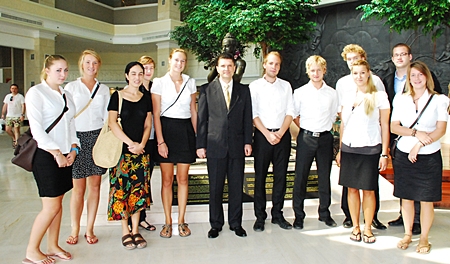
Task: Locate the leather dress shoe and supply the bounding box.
[388,216,403,226]
[343,217,353,228]
[319,216,337,227]
[253,221,265,232]
[271,217,293,230]
[293,219,304,230]
[230,226,247,237]
[412,223,421,235]
[207,227,222,238]
[372,218,387,230]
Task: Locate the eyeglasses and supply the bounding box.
[10,96,13,102]
[393,52,409,58]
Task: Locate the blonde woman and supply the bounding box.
[24,55,79,263]
[152,49,197,238]
[336,60,390,244]
[65,49,110,245]
[391,61,448,254]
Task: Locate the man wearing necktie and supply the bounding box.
[197,52,253,238]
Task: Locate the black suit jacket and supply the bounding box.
[196,79,253,159]
[383,71,442,104]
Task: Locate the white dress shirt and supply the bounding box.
[293,81,338,132]
[64,78,110,132]
[3,93,25,117]
[341,91,390,148]
[336,73,385,111]
[151,73,196,118]
[392,90,449,154]
[25,81,79,153]
[249,77,295,129]
[219,78,233,106]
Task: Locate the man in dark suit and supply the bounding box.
[197,52,253,238]
[382,43,442,235]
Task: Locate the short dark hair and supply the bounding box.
[10,83,19,89]
[124,61,144,84]
[217,52,235,65]
[392,43,411,55]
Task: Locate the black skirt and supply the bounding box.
[339,151,380,190]
[72,129,107,179]
[32,148,73,197]
[393,149,442,202]
[155,117,196,164]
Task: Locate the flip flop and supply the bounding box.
[416,243,432,254]
[139,220,156,231]
[84,234,98,244]
[66,235,78,245]
[363,233,376,244]
[22,257,54,264]
[350,231,362,242]
[397,234,412,250]
[47,251,72,261]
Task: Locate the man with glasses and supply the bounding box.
[1,84,25,148]
[382,43,442,235]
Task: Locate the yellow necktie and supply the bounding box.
[225,84,230,109]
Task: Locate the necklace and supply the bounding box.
[169,73,183,83]
[264,76,276,84]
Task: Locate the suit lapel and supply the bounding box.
[211,79,228,112]
[228,82,240,113]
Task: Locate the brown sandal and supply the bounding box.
[178,223,191,237]
[132,233,147,249]
[160,224,172,238]
[121,234,136,250]
[397,234,412,250]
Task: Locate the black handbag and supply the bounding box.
[390,94,434,159]
[11,94,68,171]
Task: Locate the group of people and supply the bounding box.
[19,41,447,263]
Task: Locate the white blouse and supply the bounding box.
[341,91,390,148]
[151,73,196,119]
[64,78,110,132]
[25,81,79,153]
[391,90,449,154]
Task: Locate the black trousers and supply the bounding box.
[253,129,291,221]
[293,131,333,220]
[207,156,245,229]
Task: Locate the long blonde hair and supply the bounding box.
[40,55,67,81]
[404,61,436,98]
[351,60,377,116]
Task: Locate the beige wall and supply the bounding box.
[24,38,55,92]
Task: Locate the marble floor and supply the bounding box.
[1,131,450,264]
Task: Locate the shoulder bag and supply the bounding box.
[74,82,101,118]
[92,91,124,168]
[390,94,435,159]
[11,94,68,171]
[160,78,190,117]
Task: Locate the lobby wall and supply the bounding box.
[279,0,450,95]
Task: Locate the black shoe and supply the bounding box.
[271,217,293,230]
[253,221,265,232]
[207,227,222,239]
[372,218,387,230]
[412,223,421,235]
[319,216,337,227]
[230,226,247,237]
[343,217,353,228]
[293,219,304,230]
[388,216,403,226]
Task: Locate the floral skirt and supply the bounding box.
[108,153,151,220]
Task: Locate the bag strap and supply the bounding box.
[395,94,435,141]
[117,90,123,121]
[45,93,68,133]
[160,78,190,117]
[74,82,101,118]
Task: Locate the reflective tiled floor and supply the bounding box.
[1,131,450,264]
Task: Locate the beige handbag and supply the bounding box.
[92,91,123,168]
